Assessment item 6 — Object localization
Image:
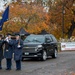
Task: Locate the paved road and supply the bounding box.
[1,51,75,75]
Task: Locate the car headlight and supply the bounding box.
[35,45,42,51]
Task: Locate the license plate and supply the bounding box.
[25,52,29,55]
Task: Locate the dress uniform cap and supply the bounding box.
[7,33,11,36]
[15,33,20,36]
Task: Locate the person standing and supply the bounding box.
[14,34,23,70]
[0,35,4,69]
[4,34,13,70]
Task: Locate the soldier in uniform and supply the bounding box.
[14,34,23,70]
[4,34,13,70]
[0,35,4,69]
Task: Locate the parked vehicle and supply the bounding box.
[22,34,58,61]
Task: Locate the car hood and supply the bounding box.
[23,42,43,47]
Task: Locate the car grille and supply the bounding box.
[23,46,36,52]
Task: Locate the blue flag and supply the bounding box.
[0,6,9,31]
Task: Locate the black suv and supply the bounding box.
[22,34,58,61]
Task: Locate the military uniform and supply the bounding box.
[4,38,13,70]
[0,39,4,69]
[14,39,23,70]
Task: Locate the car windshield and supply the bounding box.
[24,35,45,43]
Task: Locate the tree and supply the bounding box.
[48,0,75,38]
[2,2,49,34]
[2,0,75,39]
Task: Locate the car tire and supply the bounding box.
[52,49,58,58]
[41,50,47,61]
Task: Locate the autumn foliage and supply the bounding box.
[0,0,75,39]
[1,3,49,35]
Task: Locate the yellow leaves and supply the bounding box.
[27,24,40,34]
[40,22,48,30]
[2,2,51,36]
[27,21,49,34]
[47,0,75,39]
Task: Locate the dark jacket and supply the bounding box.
[14,39,23,61]
[0,40,4,61]
[4,40,14,59]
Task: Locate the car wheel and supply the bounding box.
[52,49,58,58]
[41,51,47,61]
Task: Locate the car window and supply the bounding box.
[46,36,52,42]
[49,36,53,42]
[50,35,57,42]
[24,35,45,43]
[45,36,51,43]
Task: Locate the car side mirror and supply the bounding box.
[46,39,51,43]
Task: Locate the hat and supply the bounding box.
[7,33,11,36]
[15,33,20,36]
